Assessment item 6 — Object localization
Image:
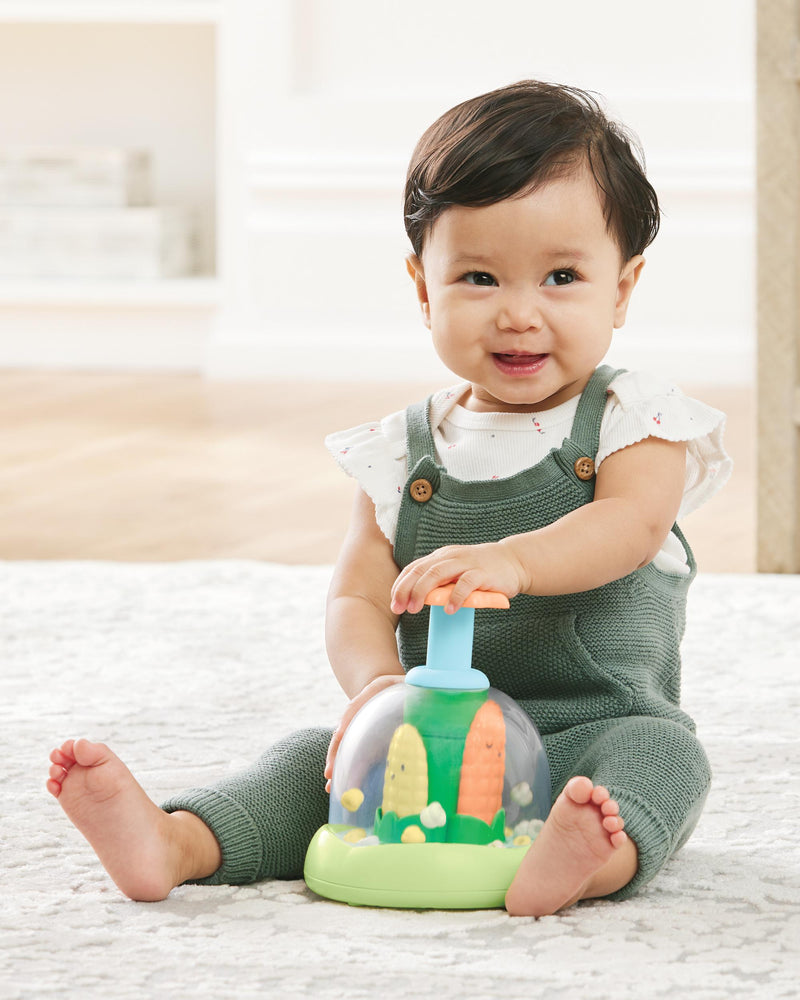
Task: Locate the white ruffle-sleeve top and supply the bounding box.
[325,371,733,575]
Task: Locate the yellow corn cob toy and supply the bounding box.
[457,700,506,825]
[382,723,429,818]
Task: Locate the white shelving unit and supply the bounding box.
[0,1,222,365]
[0,1,221,24]
[0,278,220,307]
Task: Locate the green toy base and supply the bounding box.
[304,824,531,909]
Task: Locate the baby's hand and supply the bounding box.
[324,674,405,792]
[390,541,526,615]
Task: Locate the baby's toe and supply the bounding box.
[48,763,66,782]
[50,748,71,768]
[563,776,594,803]
[609,829,629,849]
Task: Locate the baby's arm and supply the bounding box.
[324,487,405,785]
[326,487,404,695]
[391,436,687,614]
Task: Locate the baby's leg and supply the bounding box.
[505,776,635,917]
[47,738,221,901]
[505,716,711,917]
[160,727,332,885]
[47,727,332,900]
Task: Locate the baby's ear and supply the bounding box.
[405,254,431,328]
[614,255,646,329]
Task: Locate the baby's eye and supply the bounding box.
[462,271,497,286]
[544,269,576,286]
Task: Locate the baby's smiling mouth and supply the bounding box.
[494,352,547,363]
[492,352,549,375]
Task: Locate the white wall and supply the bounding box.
[0,1,755,385]
[212,0,755,385]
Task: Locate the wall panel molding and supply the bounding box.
[247,151,754,198]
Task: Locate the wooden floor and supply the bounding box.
[0,371,755,572]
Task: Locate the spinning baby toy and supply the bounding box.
[304,586,551,908]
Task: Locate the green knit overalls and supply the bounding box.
[163,366,710,901]
[394,365,711,899]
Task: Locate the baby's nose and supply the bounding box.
[497,289,542,332]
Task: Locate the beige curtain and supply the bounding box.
[757,0,800,571]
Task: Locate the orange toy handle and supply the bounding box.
[424,585,510,610]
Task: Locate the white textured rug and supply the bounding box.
[2,562,798,1000]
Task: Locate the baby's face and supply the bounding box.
[407,168,644,412]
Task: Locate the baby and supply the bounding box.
[48,80,731,916]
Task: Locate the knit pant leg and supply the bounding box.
[161,726,333,886]
[544,716,711,901]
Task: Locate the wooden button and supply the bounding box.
[409,478,434,502]
[574,456,595,481]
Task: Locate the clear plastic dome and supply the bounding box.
[328,681,550,848]
[305,591,552,908]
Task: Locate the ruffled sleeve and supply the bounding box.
[324,384,467,544]
[598,371,733,518]
[324,409,408,543]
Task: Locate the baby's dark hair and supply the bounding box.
[404,80,660,262]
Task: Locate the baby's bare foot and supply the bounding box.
[47,738,220,901]
[505,776,635,917]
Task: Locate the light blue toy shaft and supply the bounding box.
[405,604,489,691]
[428,605,474,671]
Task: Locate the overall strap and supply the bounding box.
[405,397,437,467]
[570,365,626,457]
[395,396,443,569]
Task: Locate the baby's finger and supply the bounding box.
[391,562,431,614]
[398,555,466,614]
[442,573,484,614]
[324,728,343,779]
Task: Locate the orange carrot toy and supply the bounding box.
[457,699,506,825]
